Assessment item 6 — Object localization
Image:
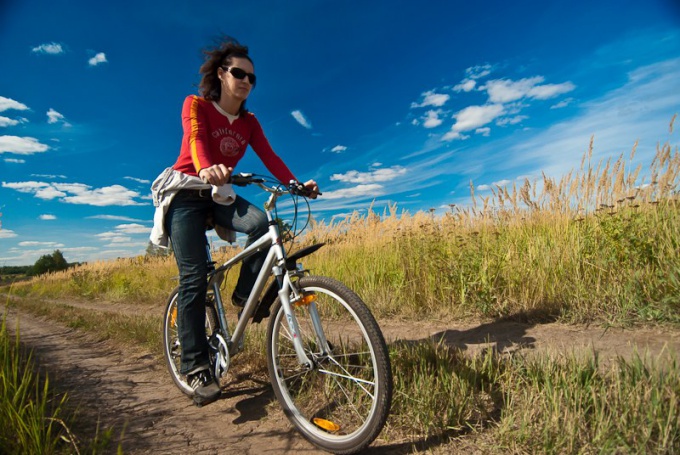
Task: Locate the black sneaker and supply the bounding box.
[187,368,221,406]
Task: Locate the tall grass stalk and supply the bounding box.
[0,314,72,454]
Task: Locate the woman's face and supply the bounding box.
[218,57,255,102]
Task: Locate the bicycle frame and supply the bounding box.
[205,184,320,368]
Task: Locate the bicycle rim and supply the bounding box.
[267,276,392,454]
[162,287,218,395]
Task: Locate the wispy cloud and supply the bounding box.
[422,110,444,128]
[411,90,450,108]
[322,184,385,200]
[19,241,64,247]
[31,174,67,179]
[4,158,25,163]
[124,176,151,184]
[0,229,18,239]
[291,110,312,129]
[453,64,493,92]
[2,181,146,206]
[88,52,107,66]
[482,77,575,103]
[39,214,57,220]
[330,145,347,153]
[0,136,50,155]
[0,116,26,127]
[507,57,680,179]
[95,223,150,247]
[46,108,70,126]
[0,96,29,113]
[31,42,64,55]
[551,98,574,109]
[87,215,146,222]
[114,223,150,234]
[331,166,407,184]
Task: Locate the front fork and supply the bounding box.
[278,271,331,368]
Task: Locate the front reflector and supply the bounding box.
[313,417,340,432]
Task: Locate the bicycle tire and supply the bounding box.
[266,276,392,454]
[162,286,218,396]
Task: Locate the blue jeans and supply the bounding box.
[165,190,268,374]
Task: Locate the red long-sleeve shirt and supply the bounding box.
[172,95,296,184]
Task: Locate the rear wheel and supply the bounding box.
[266,276,392,454]
[162,287,218,395]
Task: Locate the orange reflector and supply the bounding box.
[313,417,340,432]
[295,293,317,306]
[171,307,178,327]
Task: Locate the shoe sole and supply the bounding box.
[193,391,221,407]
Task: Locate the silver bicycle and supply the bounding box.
[162,174,393,454]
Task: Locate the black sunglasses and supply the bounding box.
[222,66,256,85]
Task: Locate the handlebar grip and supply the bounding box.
[229,173,264,186]
[289,181,322,197]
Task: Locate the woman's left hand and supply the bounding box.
[303,180,320,199]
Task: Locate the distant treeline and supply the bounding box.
[0,265,32,275]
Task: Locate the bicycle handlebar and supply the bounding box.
[229,173,322,197]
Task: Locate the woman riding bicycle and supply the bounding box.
[151,37,318,406]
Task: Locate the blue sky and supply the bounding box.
[1,0,679,266]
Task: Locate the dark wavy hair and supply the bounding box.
[198,37,253,114]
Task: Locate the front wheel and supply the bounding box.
[266,276,392,454]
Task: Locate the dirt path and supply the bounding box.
[3,298,680,454]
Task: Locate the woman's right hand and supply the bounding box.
[199,164,233,186]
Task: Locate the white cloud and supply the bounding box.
[330,145,347,153]
[0,229,18,239]
[482,77,575,103]
[496,115,528,126]
[422,110,444,128]
[88,52,107,66]
[87,215,146,222]
[31,173,67,179]
[322,184,385,200]
[475,127,491,136]
[291,110,312,129]
[4,158,25,163]
[441,131,470,141]
[444,104,505,140]
[0,116,20,127]
[0,136,50,155]
[19,241,64,247]
[114,223,150,234]
[528,82,576,100]
[453,79,476,92]
[2,181,145,206]
[124,176,151,184]
[47,108,67,124]
[465,64,493,80]
[411,90,450,108]
[550,98,574,109]
[0,96,29,113]
[39,214,57,220]
[331,166,407,184]
[31,42,64,55]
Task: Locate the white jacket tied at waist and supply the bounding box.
[150,167,236,248]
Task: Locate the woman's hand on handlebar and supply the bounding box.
[199,164,233,186]
[303,179,320,199]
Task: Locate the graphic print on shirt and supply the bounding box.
[212,127,247,158]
